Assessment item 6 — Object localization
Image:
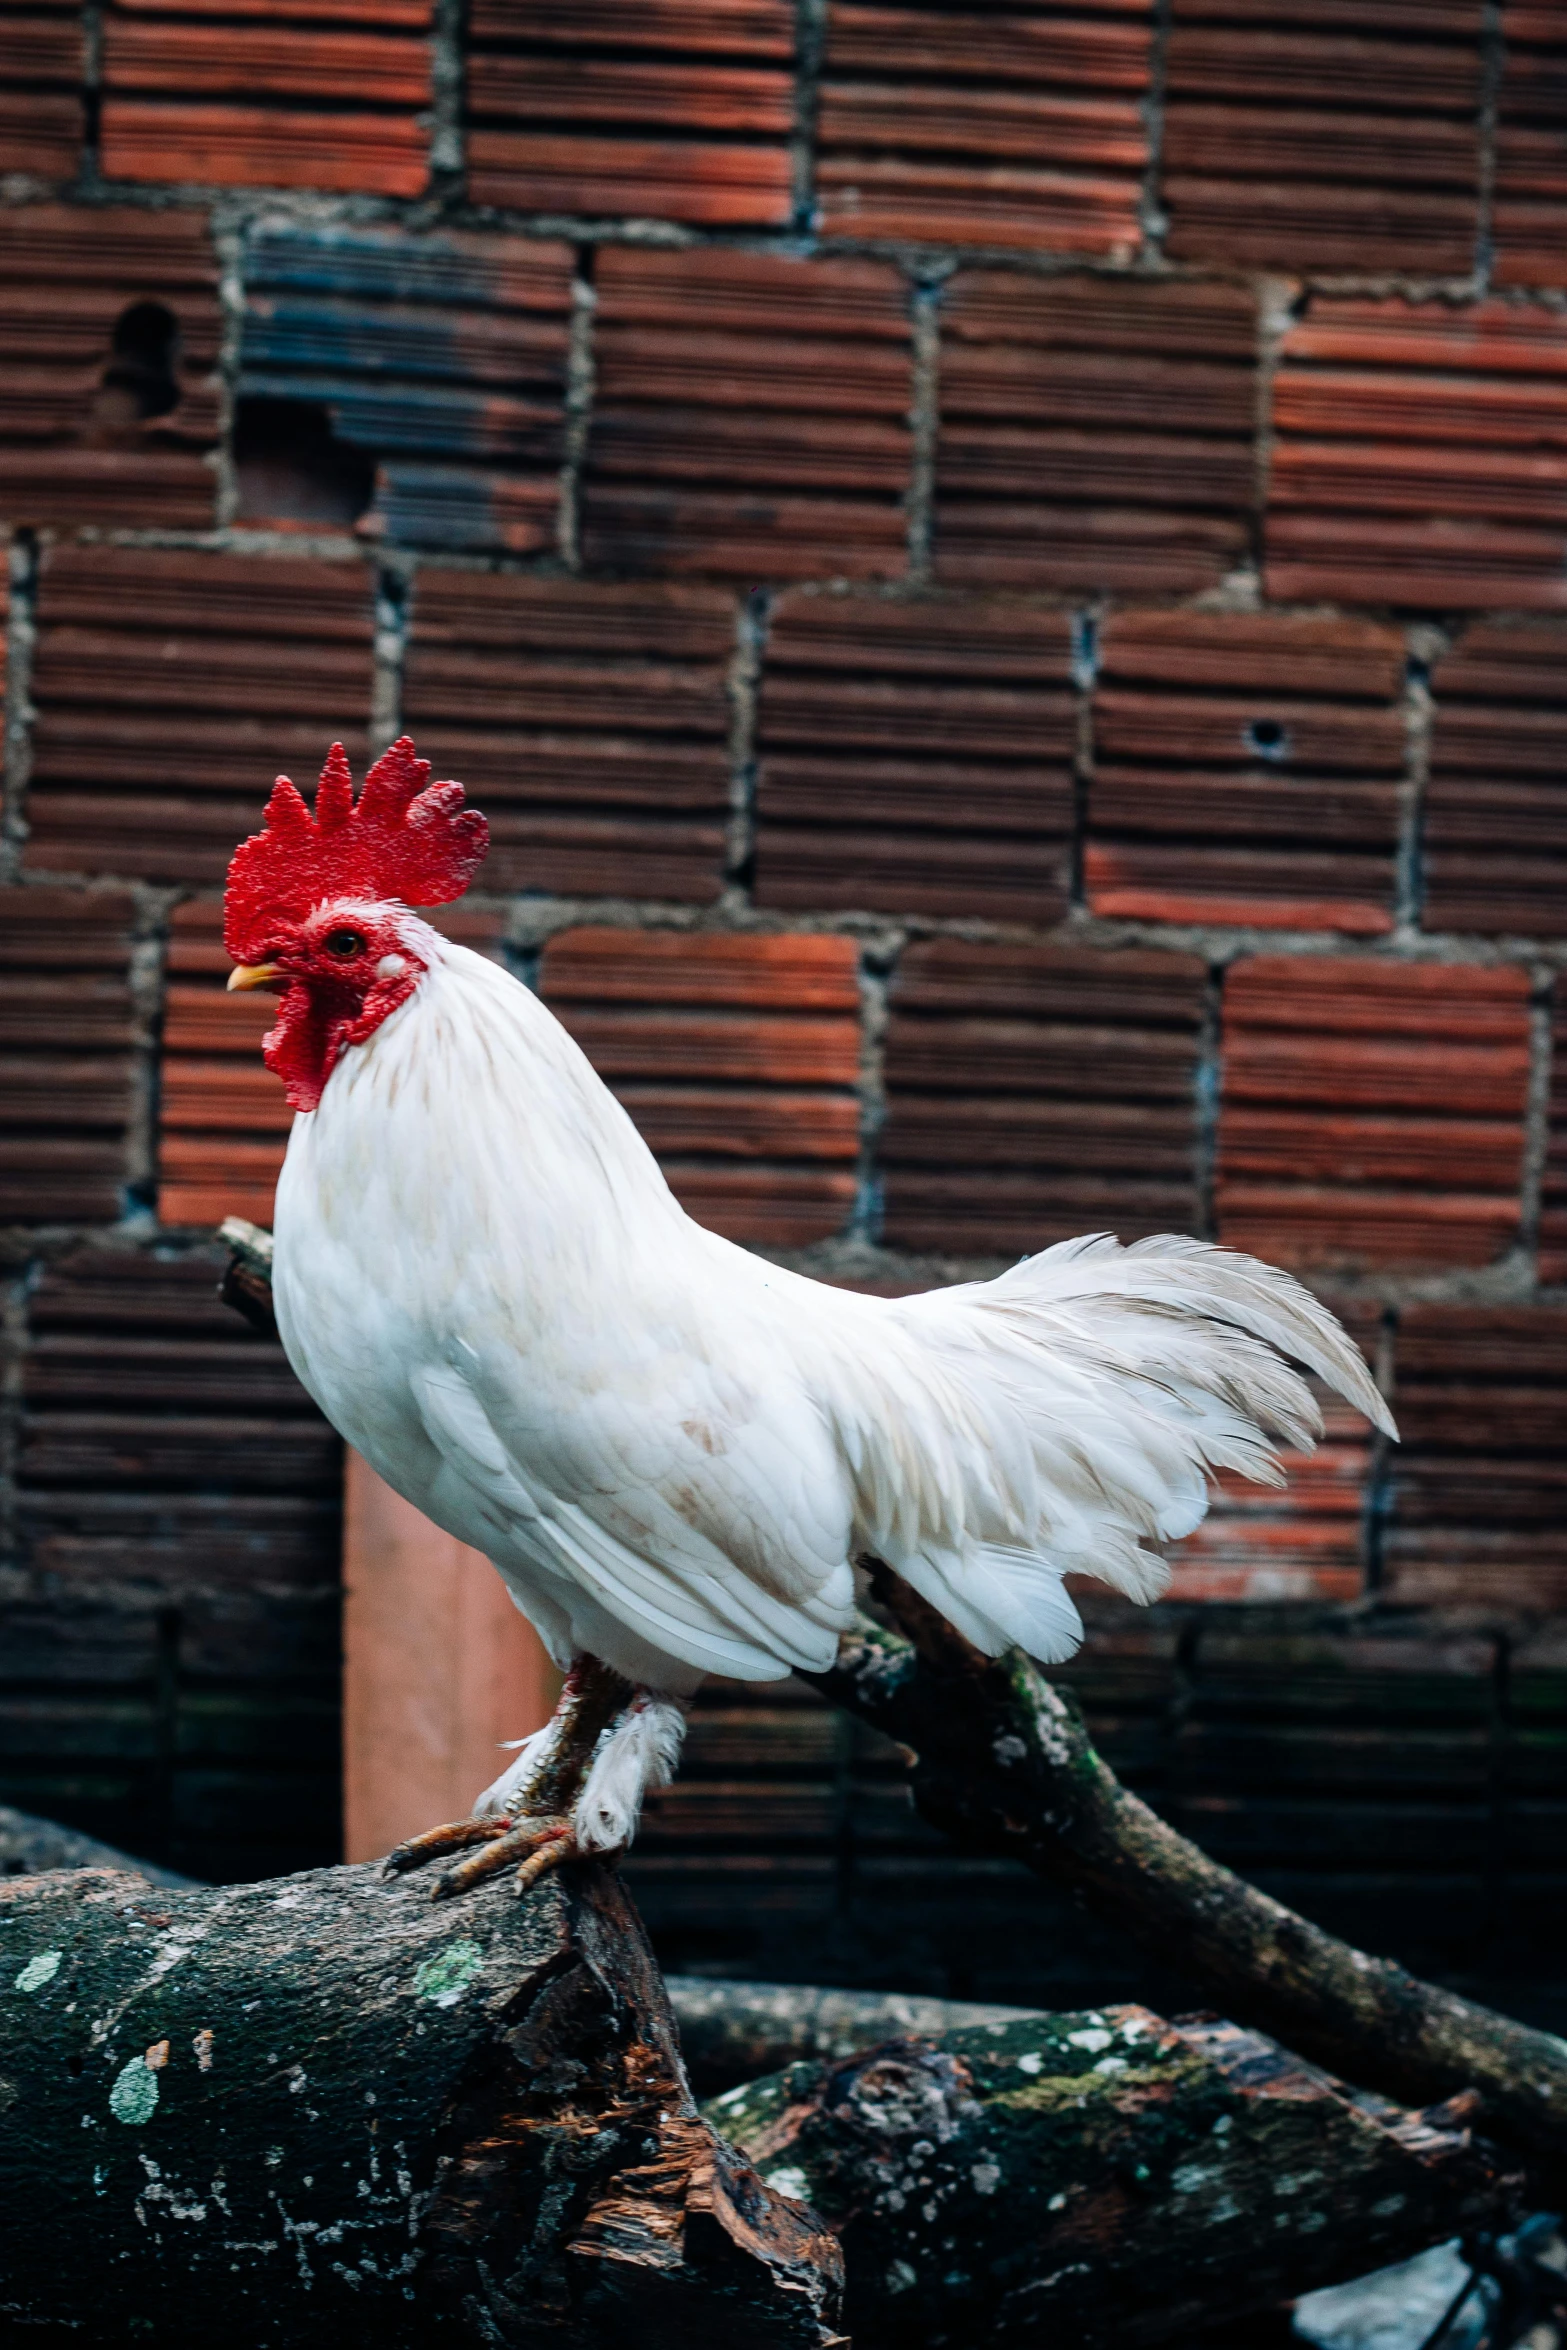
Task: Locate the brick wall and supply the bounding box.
[0,4,1563,2012]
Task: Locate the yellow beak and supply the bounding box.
[226,962,283,993]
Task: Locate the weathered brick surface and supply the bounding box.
[0,1,82,176]
[1493,5,1567,287]
[0,888,139,1224]
[0,207,220,529]
[1384,1306,1567,1615]
[26,546,376,885]
[583,247,914,581]
[402,572,734,899]
[466,0,795,226]
[1217,958,1533,1272]
[539,927,862,1246]
[1268,301,1567,611]
[756,594,1075,923]
[1163,0,1486,274]
[936,273,1258,595]
[100,0,435,195]
[11,1250,342,1881]
[237,225,573,550]
[881,939,1208,1253]
[1545,997,1567,1288]
[817,1,1153,252]
[1088,612,1407,934]
[1425,623,1567,937]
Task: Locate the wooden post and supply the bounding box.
[342,1451,558,1862]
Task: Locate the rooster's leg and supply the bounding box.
[384,1655,640,1901]
[440,1670,686,1899]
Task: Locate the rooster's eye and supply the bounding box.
[324,928,366,959]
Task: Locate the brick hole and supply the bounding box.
[233,395,375,529]
[1245,716,1292,763]
[93,300,181,433]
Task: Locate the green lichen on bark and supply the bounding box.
[0,1863,555,2336]
[0,1861,841,2349]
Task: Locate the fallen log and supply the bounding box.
[0,1803,1023,2103]
[0,1803,194,1890]
[0,1858,842,2349]
[705,2005,1518,2348]
[803,1570,1567,2184]
[668,1976,1039,2096]
[0,1853,1518,2350]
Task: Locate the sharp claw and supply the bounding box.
[383,1806,601,1900]
[514,1828,579,1896]
[383,1817,506,1878]
[432,1825,539,1900]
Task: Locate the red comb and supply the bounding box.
[224,737,488,959]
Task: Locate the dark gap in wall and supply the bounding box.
[1402,644,1433,930]
[1069,608,1098,910]
[91,300,180,433]
[233,397,376,528]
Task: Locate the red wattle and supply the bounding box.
[264,967,418,1112]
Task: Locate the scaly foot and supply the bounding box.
[384,1810,582,1900]
[380,1658,681,1902]
[439,1816,580,1899]
[383,1816,506,1873]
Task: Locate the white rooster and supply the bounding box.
[225,739,1395,1899]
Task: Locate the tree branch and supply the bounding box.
[802,1570,1567,2180]
[668,1976,1041,2095]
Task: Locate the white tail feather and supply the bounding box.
[836,1233,1394,1669]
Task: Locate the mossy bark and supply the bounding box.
[705,2007,1516,2348]
[0,1858,842,2349]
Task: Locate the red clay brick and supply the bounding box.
[818,2,1152,253]
[756,595,1075,925]
[1089,610,1406,934]
[540,928,861,1247]
[466,0,793,226]
[583,248,913,583]
[1218,956,1531,1272]
[1268,299,1567,611]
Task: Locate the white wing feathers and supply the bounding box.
[408,1353,857,1685]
